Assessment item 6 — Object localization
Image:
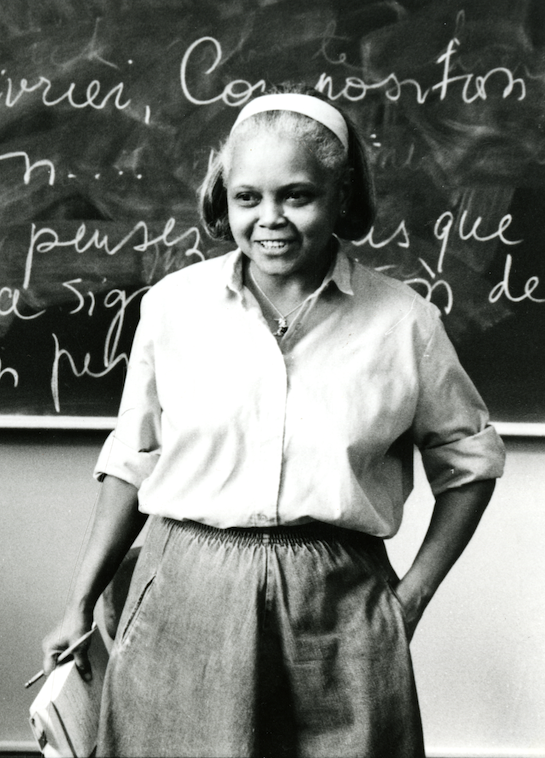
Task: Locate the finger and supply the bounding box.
[73,650,93,682]
[43,649,61,677]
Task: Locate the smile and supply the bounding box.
[256,240,293,250]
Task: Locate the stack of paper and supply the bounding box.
[29,628,109,757]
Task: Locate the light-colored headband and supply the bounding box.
[231,93,349,151]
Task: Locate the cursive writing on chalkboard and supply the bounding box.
[0,72,130,111]
[50,285,151,413]
[432,38,526,102]
[181,37,266,106]
[62,280,97,316]
[489,254,545,304]
[23,220,205,291]
[353,221,410,250]
[434,211,522,274]
[0,360,18,387]
[180,34,527,109]
[352,210,530,317]
[0,151,55,185]
[317,37,526,104]
[1,288,45,320]
[405,273,454,315]
[51,334,128,414]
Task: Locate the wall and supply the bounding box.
[1,432,544,756]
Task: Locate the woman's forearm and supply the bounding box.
[66,474,147,616]
[394,478,496,639]
[43,474,147,675]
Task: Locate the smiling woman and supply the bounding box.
[42,82,505,758]
[226,132,345,311]
[201,85,375,333]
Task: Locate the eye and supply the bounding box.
[285,188,314,205]
[234,191,259,206]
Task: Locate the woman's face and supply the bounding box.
[226,131,346,281]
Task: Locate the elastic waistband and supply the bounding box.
[163,517,385,552]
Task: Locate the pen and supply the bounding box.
[24,621,98,689]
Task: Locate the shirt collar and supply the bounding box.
[226,249,245,295]
[321,244,354,296]
[225,244,354,298]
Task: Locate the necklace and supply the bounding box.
[247,268,308,338]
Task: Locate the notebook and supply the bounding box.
[29,627,109,757]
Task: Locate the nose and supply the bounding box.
[258,197,286,228]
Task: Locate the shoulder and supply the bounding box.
[347,255,441,329]
[149,251,235,296]
[141,251,237,313]
[348,255,436,310]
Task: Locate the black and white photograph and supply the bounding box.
[1,1,544,756]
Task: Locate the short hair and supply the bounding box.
[199,82,376,242]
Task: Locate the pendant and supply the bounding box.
[274,318,289,338]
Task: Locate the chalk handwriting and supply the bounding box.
[352,221,410,249]
[405,276,454,314]
[0,360,18,387]
[179,33,527,108]
[0,71,130,111]
[102,287,150,367]
[0,151,55,185]
[49,284,150,411]
[23,219,205,291]
[405,210,523,314]
[313,21,349,67]
[62,279,96,315]
[50,286,150,412]
[434,211,522,273]
[51,332,128,414]
[0,287,45,319]
[353,210,526,315]
[144,226,205,280]
[489,254,545,304]
[315,36,526,104]
[406,257,454,315]
[433,38,526,102]
[374,140,418,171]
[181,37,266,106]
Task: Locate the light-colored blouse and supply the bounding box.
[95,248,505,537]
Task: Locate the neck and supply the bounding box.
[245,241,337,301]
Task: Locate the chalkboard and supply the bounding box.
[1,0,544,433]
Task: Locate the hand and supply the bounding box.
[388,480,497,642]
[391,577,429,642]
[42,613,94,682]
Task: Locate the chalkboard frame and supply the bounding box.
[0,414,539,437]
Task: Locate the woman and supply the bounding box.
[43,83,505,757]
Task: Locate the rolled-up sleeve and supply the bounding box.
[94,292,162,488]
[412,316,505,495]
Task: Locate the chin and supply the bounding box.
[255,258,299,277]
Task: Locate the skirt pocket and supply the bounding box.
[384,579,411,640]
[386,581,408,621]
[363,544,411,640]
[114,517,177,647]
[119,573,156,646]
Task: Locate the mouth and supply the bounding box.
[255,239,294,251]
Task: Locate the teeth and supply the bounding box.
[259,240,288,249]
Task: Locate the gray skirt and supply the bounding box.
[97,517,425,758]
